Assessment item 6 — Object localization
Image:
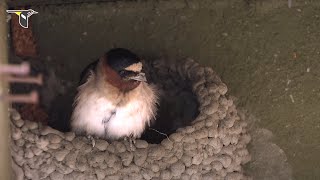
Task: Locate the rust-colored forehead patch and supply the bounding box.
[102,58,140,92]
[124,62,143,72]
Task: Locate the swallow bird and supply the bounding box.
[71,48,159,145]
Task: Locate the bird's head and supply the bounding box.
[100,48,147,92]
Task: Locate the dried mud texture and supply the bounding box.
[19,104,48,125]
[10,14,38,58]
[248,128,292,180]
[10,59,251,180]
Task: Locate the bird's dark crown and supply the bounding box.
[101,48,145,92]
[105,48,141,72]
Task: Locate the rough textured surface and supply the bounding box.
[10,14,38,58]
[247,128,292,180]
[19,104,48,124]
[10,59,251,179]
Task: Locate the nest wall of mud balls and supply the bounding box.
[10,59,251,180]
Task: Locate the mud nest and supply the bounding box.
[10,58,251,180]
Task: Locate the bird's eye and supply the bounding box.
[118,70,127,77]
[119,70,125,75]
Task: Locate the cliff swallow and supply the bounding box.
[71,48,158,146]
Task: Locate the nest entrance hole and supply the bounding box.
[140,61,200,143]
[141,87,199,144]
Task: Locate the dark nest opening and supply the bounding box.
[140,60,200,143]
[141,90,199,144]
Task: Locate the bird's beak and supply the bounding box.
[127,72,147,82]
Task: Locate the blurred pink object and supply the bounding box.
[1,91,38,104]
[0,62,30,75]
[5,74,43,85]
[0,62,41,104]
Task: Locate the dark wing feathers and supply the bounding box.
[78,60,99,86]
